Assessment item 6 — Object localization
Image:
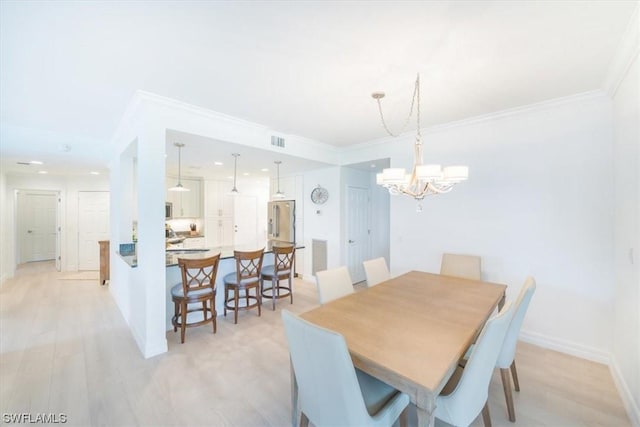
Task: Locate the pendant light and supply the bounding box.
[231,153,240,194]
[273,160,285,199]
[169,142,190,192]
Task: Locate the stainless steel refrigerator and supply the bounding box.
[268,200,295,244]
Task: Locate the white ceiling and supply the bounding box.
[0,1,636,176]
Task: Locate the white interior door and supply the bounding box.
[78,191,110,270]
[233,195,257,248]
[346,186,371,283]
[18,191,58,263]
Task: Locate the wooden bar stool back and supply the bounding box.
[223,248,265,324]
[260,245,295,310]
[171,254,221,344]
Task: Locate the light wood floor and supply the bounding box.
[0,261,630,427]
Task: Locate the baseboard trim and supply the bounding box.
[519,329,610,364]
[610,357,640,427]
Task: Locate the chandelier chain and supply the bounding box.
[375,75,421,139]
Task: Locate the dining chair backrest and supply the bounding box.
[272,244,295,275]
[315,266,354,304]
[363,257,390,287]
[435,301,515,427]
[496,276,536,369]
[281,310,378,426]
[178,254,221,296]
[233,248,264,284]
[440,253,482,280]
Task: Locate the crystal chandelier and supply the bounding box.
[373,74,468,211]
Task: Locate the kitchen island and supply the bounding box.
[164,242,303,331]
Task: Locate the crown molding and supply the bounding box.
[344,90,608,154]
[603,3,639,97]
[131,90,340,158]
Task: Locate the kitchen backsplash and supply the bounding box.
[166,218,204,234]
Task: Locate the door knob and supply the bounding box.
[27,230,33,233]
[348,239,354,243]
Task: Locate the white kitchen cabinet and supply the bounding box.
[205,217,234,248]
[204,180,235,247]
[183,237,205,249]
[167,176,202,218]
[204,180,235,217]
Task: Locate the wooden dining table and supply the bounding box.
[294,270,506,427]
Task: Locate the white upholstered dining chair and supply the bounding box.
[435,301,515,427]
[440,253,482,280]
[315,266,354,304]
[496,276,537,422]
[281,310,410,427]
[363,257,390,287]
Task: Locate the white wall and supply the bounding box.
[611,53,640,424]
[0,172,9,283]
[343,92,616,361]
[303,167,342,276]
[1,173,109,278]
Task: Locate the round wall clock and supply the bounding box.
[311,185,329,204]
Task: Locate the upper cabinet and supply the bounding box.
[204,180,235,218]
[166,176,202,218]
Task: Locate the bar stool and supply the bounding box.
[223,248,265,324]
[171,254,221,344]
[260,245,295,310]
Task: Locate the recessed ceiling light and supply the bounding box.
[243,172,250,176]
[214,161,223,166]
[38,170,48,174]
[90,171,100,175]
[30,160,43,165]
[260,168,269,172]
[227,175,233,179]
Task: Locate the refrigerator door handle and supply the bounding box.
[275,205,280,237]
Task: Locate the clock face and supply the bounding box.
[311,186,329,204]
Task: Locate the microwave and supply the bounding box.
[165,202,173,219]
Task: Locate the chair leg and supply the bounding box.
[399,406,409,427]
[234,289,239,324]
[500,367,516,422]
[289,275,293,304]
[173,301,179,332]
[511,360,520,392]
[272,277,277,310]
[481,401,492,427]
[224,286,228,317]
[202,301,207,320]
[300,412,309,427]
[257,286,261,317]
[180,302,187,344]
[211,297,217,334]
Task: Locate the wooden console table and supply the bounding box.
[98,240,110,285]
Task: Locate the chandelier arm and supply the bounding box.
[427,183,454,194]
